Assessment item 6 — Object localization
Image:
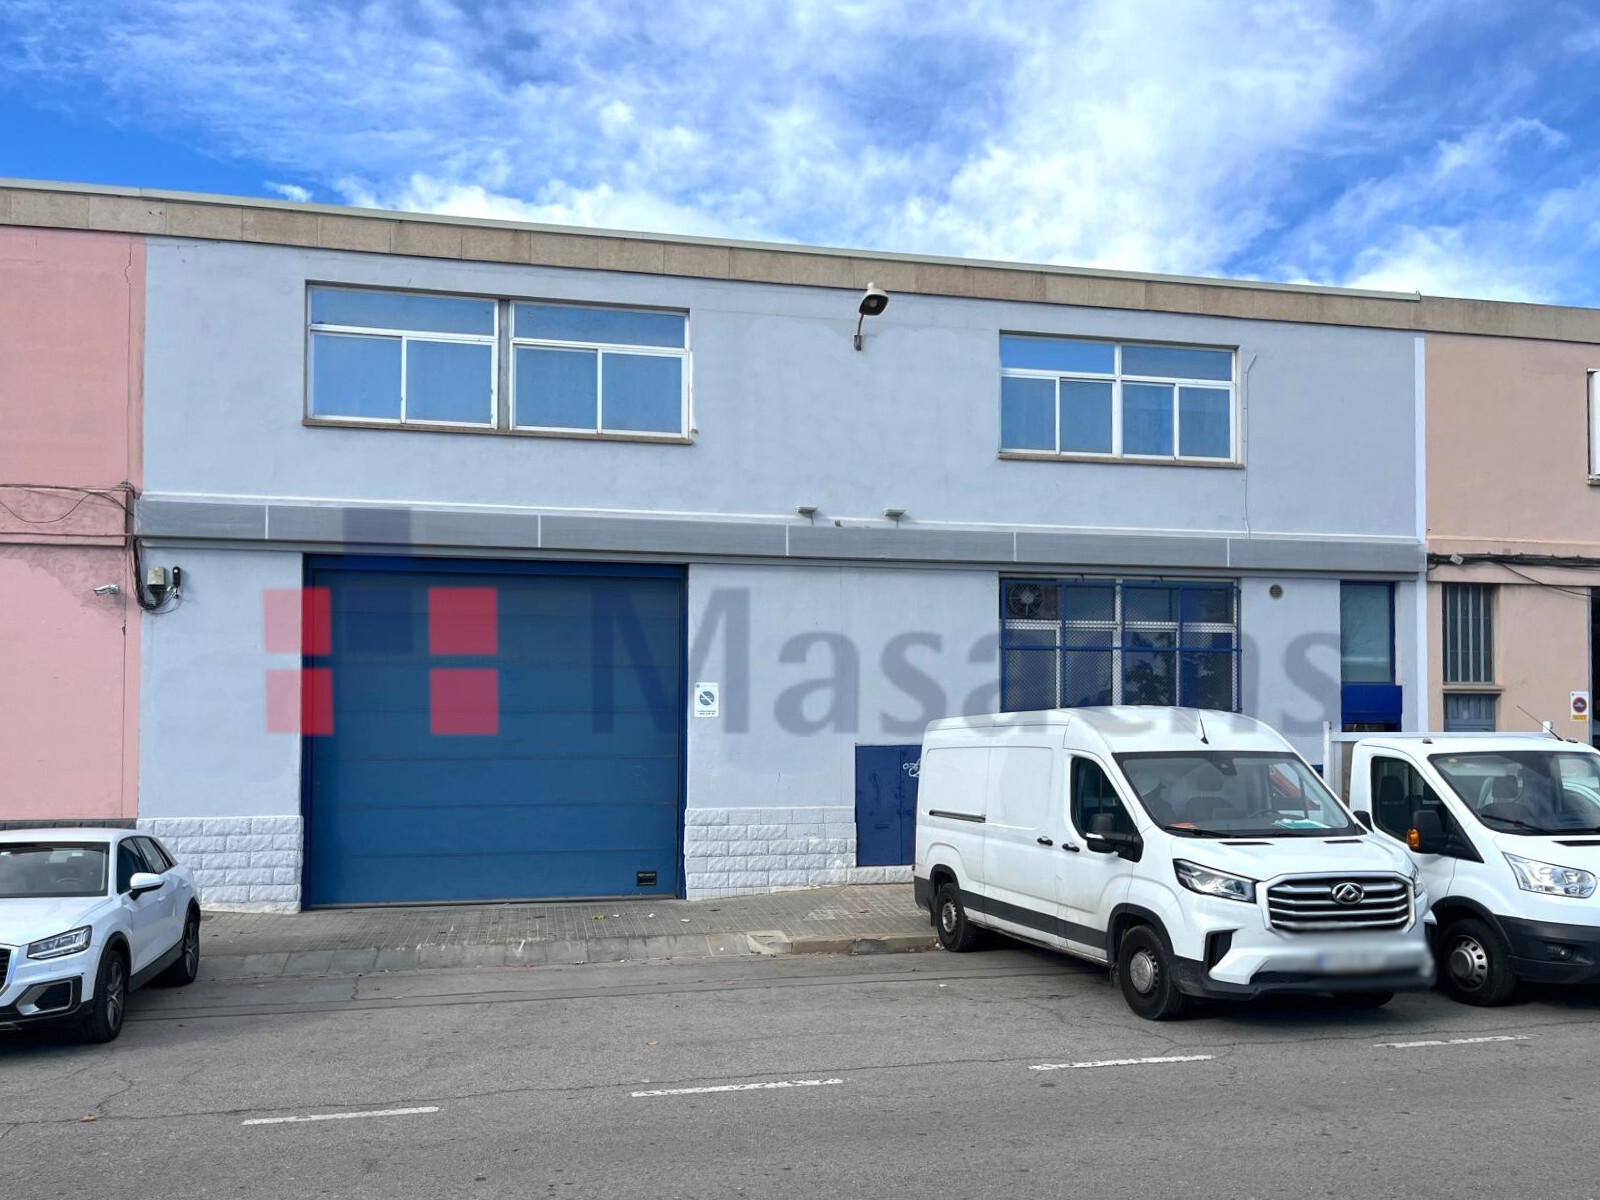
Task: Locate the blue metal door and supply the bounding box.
[304,557,685,905]
[854,745,920,866]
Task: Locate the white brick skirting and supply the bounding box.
[136,809,898,907]
[682,806,911,898]
[138,815,302,912]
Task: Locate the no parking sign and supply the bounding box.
[1574,691,1591,723]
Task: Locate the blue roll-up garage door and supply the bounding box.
[304,557,685,905]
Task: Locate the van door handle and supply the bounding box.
[1060,843,1080,853]
[1036,836,1053,846]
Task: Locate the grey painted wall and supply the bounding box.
[140,547,303,818]
[685,562,999,815]
[142,239,1420,541]
[134,552,1404,850]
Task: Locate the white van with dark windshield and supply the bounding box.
[912,707,1433,1019]
[1342,733,1600,1005]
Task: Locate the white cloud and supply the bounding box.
[265,181,310,203]
[1273,117,1599,300]
[3,0,1599,301]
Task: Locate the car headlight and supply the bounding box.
[1175,860,1257,904]
[1505,854,1596,899]
[27,926,92,960]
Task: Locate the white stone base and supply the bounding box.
[138,815,302,912]
[682,806,910,897]
[136,808,901,907]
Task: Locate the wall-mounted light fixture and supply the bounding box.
[92,583,121,596]
[796,504,819,521]
[883,507,906,524]
[853,283,889,351]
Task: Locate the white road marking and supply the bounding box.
[631,1078,844,1098]
[1029,1054,1215,1072]
[241,1105,440,1126]
[1379,1035,1531,1050]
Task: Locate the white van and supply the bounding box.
[912,707,1434,1019]
[1342,733,1600,1005]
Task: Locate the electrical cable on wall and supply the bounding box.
[1426,551,1600,601]
[1,481,182,613]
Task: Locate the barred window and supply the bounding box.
[1442,583,1494,684]
[1000,579,1240,712]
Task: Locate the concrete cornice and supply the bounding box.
[135,495,1426,576]
[5,177,1599,344]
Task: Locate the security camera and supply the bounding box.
[854,282,890,351]
[92,583,121,596]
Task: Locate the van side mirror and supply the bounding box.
[1407,810,1447,855]
[1085,812,1142,861]
[1354,811,1373,831]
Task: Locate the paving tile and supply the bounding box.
[199,884,930,971]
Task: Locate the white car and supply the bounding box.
[0,828,201,1042]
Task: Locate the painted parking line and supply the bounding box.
[241,1105,441,1126]
[1029,1055,1215,1072]
[631,1078,844,1098]
[1378,1035,1531,1050]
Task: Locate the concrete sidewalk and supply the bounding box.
[198,884,934,979]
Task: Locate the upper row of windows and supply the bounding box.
[310,288,689,437]
[307,286,1238,461]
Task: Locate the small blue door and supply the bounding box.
[855,745,920,866]
[304,557,685,905]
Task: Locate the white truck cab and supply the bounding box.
[912,707,1433,1019]
[1342,733,1600,1005]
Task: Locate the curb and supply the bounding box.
[746,931,938,957]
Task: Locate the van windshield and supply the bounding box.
[1115,752,1360,837]
[1429,751,1600,836]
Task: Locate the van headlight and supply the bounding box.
[27,926,92,960]
[1505,854,1596,899]
[1175,860,1257,904]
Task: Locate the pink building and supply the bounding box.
[0,227,143,824]
[1427,334,1600,741]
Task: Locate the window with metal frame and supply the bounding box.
[999,335,1236,461]
[1000,578,1240,712]
[1443,692,1497,733]
[308,287,499,426]
[1442,583,1494,683]
[1589,370,1598,480]
[1339,581,1394,683]
[512,303,688,436]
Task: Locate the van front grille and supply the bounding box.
[1266,875,1411,933]
[0,947,10,987]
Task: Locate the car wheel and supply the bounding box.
[1331,990,1394,1008]
[157,910,201,987]
[80,947,128,1044]
[1439,917,1518,1006]
[933,882,983,952]
[1116,924,1189,1020]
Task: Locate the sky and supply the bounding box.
[2,0,1600,304]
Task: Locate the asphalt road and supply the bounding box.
[3,944,1599,1199]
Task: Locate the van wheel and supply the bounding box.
[1116,925,1188,1020]
[1439,918,1517,1006]
[80,947,128,1044]
[933,883,983,952]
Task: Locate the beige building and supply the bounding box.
[1426,335,1599,742]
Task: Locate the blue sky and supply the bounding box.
[3,0,1600,303]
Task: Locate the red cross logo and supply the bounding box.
[263,586,499,736]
